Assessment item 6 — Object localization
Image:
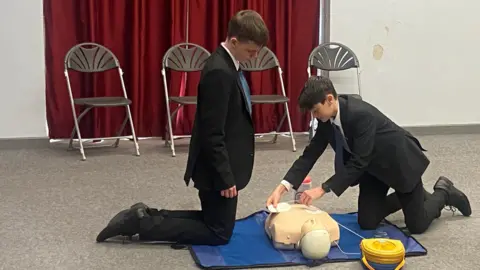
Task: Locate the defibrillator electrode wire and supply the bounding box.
[333,222,365,255]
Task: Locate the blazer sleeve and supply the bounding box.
[324,111,376,196]
[283,120,329,190]
[197,69,236,190]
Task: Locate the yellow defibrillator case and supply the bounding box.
[359,238,406,270]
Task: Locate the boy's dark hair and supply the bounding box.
[227,10,269,47]
[298,76,338,111]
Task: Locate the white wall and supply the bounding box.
[329,0,480,126]
[0,0,47,139]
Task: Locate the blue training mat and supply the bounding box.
[189,210,427,269]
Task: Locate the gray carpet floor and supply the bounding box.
[0,134,478,270]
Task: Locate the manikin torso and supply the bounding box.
[265,204,340,250]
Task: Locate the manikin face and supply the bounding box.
[310,94,337,123]
[230,37,262,62]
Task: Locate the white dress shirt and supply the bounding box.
[221,42,239,70]
[280,100,344,191]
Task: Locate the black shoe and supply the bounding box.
[130,202,148,208]
[434,176,472,217]
[130,202,150,216]
[96,203,150,242]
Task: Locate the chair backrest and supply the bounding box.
[162,43,211,72]
[308,42,360,71]
[239,46,280,71]
[64,42,120,73]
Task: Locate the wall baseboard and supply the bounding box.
[1,124,480,150]
[0,137,50,150]
[402,124,480,136]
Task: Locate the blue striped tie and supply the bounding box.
[238,70,252,114]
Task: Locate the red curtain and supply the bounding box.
[44,0,319,139]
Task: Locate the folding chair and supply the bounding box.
[63,42,140,160]
[240,46,296,152]
[161,42,211,157]
[306,42,363,139]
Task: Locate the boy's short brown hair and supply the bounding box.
[298,76,338,111]
[227,10,269,47]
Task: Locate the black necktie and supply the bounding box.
[333,123,345,172]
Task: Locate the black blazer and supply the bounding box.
[283,95,430,196]
[183,46,255,191]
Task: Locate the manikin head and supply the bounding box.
[298,76,339,123]
[224,10,269,63]
[299,218,332,259]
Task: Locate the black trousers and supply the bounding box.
[357,173,446,234]
[137,189,238,245]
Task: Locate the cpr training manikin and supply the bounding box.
[265,203,340,260]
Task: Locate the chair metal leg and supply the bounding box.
[283,102,296,152]
[276,68,296,151]
[125,104,140,156]
[65,70,86,160]
[68,107,91,151]
[68,107,92,150]
[71,109,87,161]
[165,104,182,147]
[165,106,176,157]
[69,107,93,160]
[269,103,296,152]
[164,125,169,146]
[271,110,287,144]
[68,126,76,151]
[161,69,177,157]
[113,113,129,148]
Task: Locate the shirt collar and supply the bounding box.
[330,99,341,126]
[221,42,240,70]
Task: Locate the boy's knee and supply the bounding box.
[208,224,234,246]
[405,221,429,234]
[358,216,381,230]
[209,231,233,246]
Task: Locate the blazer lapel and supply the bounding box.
[217,46,252,120]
